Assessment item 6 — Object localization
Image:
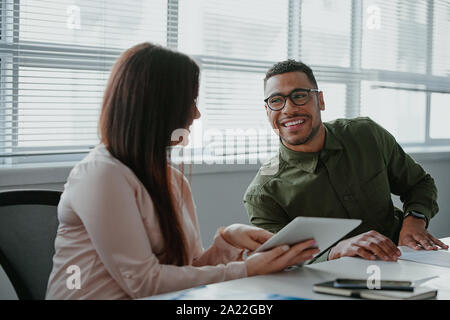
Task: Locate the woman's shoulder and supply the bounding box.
[168,165,193,193]
[66,144,140,187]
[169,164,188,182]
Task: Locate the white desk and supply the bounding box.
[144,237,450,300]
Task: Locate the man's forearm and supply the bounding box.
[400,173,438,222]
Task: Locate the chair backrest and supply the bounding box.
[0,189,61,300]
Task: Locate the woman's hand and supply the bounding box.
[220,224,273,251]
[245,239,319,276]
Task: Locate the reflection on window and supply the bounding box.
[300,0,352,67]
[183,67,278,156]
[432,0,450,77]
[191,68,277,154]
[179,0,288,61]
[430,93,450,139]
[200,69,266,130]
[17,67,106,147]
[360,81,426,143]
[362,0,428,73]
[319,83,347,122]
[19,0,167,49]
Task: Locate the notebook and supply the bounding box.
[313,281,437,300]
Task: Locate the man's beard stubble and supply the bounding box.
[282,121,321,146]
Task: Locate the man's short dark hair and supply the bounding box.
[264,59,318,89]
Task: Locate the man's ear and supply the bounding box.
[318,91,325,111]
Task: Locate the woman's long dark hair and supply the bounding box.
[99,42,200,266]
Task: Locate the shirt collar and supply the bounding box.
[323,122,343,151]
[279,124,342,173]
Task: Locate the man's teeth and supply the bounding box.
[284,119,305,127]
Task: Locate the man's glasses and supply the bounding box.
[264,88,320,111]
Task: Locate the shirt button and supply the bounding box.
[124,273,132,279]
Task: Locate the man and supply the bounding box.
[244,59,448,263]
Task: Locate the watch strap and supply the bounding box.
[405,210,429,228]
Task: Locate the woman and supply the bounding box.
[45,42,318,299]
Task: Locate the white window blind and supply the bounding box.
[0,0,167,165]
[0,0,449,167]
[432,0,450,76]
[178,0,289,158]
[361,0,428,73]
[300,0,352,68]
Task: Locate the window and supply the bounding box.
[0,0,449,167]
[0,0,167,165]
[178,0,289,160]
[319,83,347,122]
[179,0,288,61]
[361,81,427,143]
[430,93,450,139]
[432,0,450,77]
[361,0,428,73]
[300,0,352,68]
[358,0,450,147]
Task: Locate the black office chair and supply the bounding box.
[0,189,62,300]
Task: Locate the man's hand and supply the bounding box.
[329,230,401,261]
[398,216,449,250]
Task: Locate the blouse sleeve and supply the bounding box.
[69,161,247,298]
[172,169,246,267]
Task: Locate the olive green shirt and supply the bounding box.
[244,117,438,263]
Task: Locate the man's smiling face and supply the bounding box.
[264,71,325,150]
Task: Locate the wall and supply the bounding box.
[1,154,449,299]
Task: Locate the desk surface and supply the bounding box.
[144,237,450,300]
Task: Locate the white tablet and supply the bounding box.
[254,217,361,257]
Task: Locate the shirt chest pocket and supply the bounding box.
[359,167,391,213]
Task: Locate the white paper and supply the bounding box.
[399,246,450,268]
[146,285,307,300]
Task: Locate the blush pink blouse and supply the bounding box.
[45,144,247,300]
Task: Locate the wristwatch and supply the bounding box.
[405,210,429,228]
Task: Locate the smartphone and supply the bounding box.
[333,278,414,291]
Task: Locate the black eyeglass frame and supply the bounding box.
[264,88,321,111]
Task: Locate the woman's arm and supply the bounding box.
[70,162,247,298]
[192,226,245,267]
